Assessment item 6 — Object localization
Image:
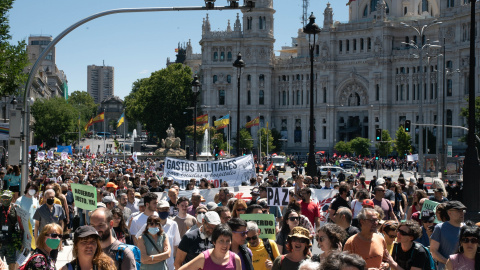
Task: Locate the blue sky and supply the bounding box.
[9,0,349,100]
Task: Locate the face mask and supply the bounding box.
[159,211,169,220]
[197,213,205,223]
[62,190,68,195]
[148,227,160,235]
[46,238,61,249]
[28,189,36,196]
[46,198,55,205]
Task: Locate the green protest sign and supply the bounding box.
[71,183,97,211]
[421,199,440,223]
[240,213,276,240]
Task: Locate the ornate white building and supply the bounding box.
[182,0,479,156]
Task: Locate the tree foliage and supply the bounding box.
[31,97,78,146]
[257,128,275,154]
[0,0,29,96]
[334,141,351,155]
[68,91,98,121]
[460,96,480,146]
[238,128,253,150]
[270,128,283,153]
[376,129,393,157]
[124,64,193,144]
[395,126,413,156]
[350,137,371,157]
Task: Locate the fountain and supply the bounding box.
[130,129,137,143]
[199,128,212,157]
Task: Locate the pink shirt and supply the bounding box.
[203,249,236,270]
[449,253,475,270]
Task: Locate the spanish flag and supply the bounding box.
[117,112,125,128]
[84,117,93,131]
[214,114,230,128]
[92,112,105,124]
[196,114,209,125]
[246,117,260,128]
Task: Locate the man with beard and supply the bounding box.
[90,208,136,270]
[129,192,158,242]
[299,187,321,228]
[174,211,221,269]
[116,193,132,225]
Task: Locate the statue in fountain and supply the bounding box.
[161,124,181,149]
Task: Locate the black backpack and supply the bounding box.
[263,238,275,261]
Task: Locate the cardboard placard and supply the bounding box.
[71,183,98,211]
[421,199,440,223]
[240,213,276,240]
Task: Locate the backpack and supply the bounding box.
[19,254,45,270]
[115,244,141,270]
[393,242,436,270]
[262,238,275,261]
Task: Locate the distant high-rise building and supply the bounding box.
[87,64,114,104]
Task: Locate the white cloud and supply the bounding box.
[138,70,149,74]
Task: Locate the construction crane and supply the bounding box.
[302,0,309,26]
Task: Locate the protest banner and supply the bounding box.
[266,187,289,206]
[71,183,97,210]
[0,123,9,141]
[163,155,256,187]
[57,145,72,155]
[47,150,54,159]
[421,199,440,223]
[240,214,276,240]
[61,152,68,160]
[37,151,45,161]
[15,205,33,251]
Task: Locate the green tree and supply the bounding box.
[376,129,393,157]
[238,128,253,150]
[124,64,193,144]
[0,0,29,96]
[271,128,283,153]
[395,126,413,157]
[31,97,78,146]
[350,137,371,157]
[459,96,480,147]
[334,141,352,155]
[68,91,98,120]
[257,128,275,154]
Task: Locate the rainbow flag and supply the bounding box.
[246,117,259,128]
[0,126,8,134]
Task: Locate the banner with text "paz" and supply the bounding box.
[71,183,98,211]
[163,155,256,186]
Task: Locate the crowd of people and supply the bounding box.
[0,157,475,270]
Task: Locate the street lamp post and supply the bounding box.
[233,53,245,156]
[191,74,201,160]
[463,0,480,216]
[400,20,442,177]
[303,13,321,177]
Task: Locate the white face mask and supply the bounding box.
[197,213,205,224]
[28,189,36,196]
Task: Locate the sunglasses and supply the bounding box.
[461,238,479,244]
[291,237,309,244]
[46,233,61,239]
[233,230,248,237]
[397,229,411,236]
[387,234,397,239]
[246,235,258,241]
[262,210,268,214]
[236,208,246,212]
[289,217,300,222]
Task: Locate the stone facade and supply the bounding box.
[184,0,479,155]
[93,96,127,136]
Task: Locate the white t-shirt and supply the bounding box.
[129,212,158,236]
[350,199,363,218]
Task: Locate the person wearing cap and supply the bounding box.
[156,200,181,270]
[106,182,117,194]
[174,211,221,269]
[416,177,428,193]
[249,187,260,206]
[272,227,311,270]
[415,209,436,247]
[130,192,158,240]
[90,208,137,270]
[429,188,448,203]
[20,223,63,270]
[430,200,467,270]
[60,225,115,270]
[344,208,388,269]
[102,195,117,211]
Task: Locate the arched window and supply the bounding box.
[422,0,428,12]
[282,91,286,105]
[339,40,343,52]
[213,75,217,83]
[213,52,218,61]
[404,7,408,15]
[247,74,252,81]
[220,52,225,61]
[371,0,378,12]
[446,110,453,138]
[227,75,231,83]
[259,90,265,105]
[296,90,300,105]
[248,90,251,105]
[227,52,232,61]
[259,74,265,81]
[363,5,368,17]
[219,90,225,105]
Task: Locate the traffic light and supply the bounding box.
[243,148,247,156]
[404,120,411,132]
[375,150,379,160]
[31,149,36,170]
[214,145,219,160]
[375,129,382,141]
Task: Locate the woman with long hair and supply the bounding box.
[7,165,21,201]
[232,199,248,218]
[407,189,427,219]
[21,223,63,270]
[313,223,347,262]
[272,227,311,270]
[60,225,115,270]
[391,184,407,220]
[137,216,170,270]
[179,223,242,270]
[446,221,480,270]
[111,208,133,244]
[277,209,300,254]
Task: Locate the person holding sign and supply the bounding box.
[246,221,280,270]
[271,227,311,270]
[178,224,242,270]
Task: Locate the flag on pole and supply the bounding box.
[196,114,209,125]
[84,117,93,131]
[246,117,260,128]
[266,162,273,172]
[92,112,105,124]
[40,142,44,148]
[117,112,125,128]
[202,123,210,131]
[175,48,179,53]
[214,114,230,127]
[346,0,356,5]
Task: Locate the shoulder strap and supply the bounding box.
[144,233,162,253]
[280,255,285,267]
[238,245,253,270]
[21,253,45,269]
[263,238,275,261]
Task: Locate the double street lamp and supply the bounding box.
[303,13,321,177]
[400,19,442,177]
[191,74,201,160]
[233,52,245,156]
